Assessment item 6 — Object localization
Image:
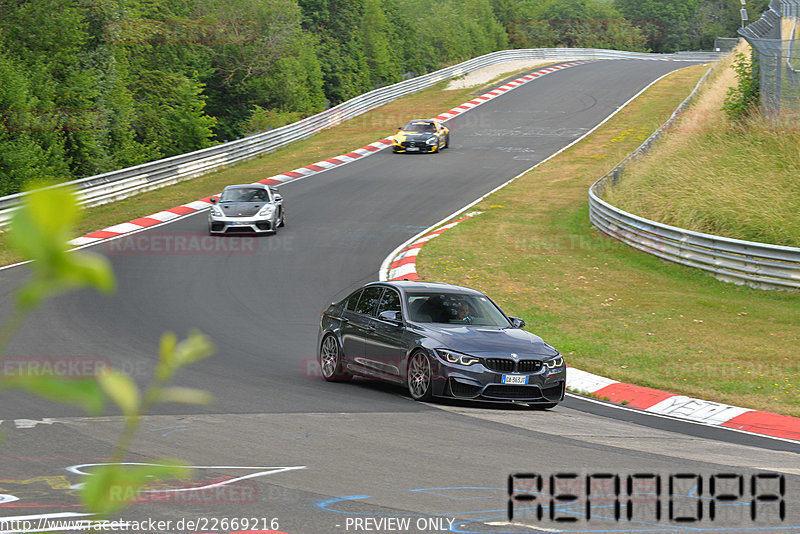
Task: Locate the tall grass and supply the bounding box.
[603,44,800,247]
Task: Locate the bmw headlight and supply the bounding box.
[425,136,438,146]
[436,349,480,366]
[210,207,223,217]
[258,205,275,217]
[544,356,564,369]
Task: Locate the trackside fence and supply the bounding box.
[588,63,800,290]
[0,48,720,229]
[739,0,800,113]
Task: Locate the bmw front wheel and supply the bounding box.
[407,351,432,401]
[320,335,351,382]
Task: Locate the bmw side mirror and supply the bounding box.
[378,310,402,323]
[509,317,526,329]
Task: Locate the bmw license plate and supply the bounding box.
[406,147,419,151]
[502,375,528,385]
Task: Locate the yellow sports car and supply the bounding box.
[392,119,450,153]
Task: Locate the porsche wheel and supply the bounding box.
[278,207,286,227]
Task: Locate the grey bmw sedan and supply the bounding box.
[317,281,566,408]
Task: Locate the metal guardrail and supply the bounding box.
[0,48,721,228]
[589,64,800,290]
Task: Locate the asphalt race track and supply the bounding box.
[0,60,797,533]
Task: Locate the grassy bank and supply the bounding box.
[415,63,800,416]
[603,47,800,247]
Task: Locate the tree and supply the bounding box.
[204,0,326,137]
[298,0,370,104]
[512,0,646,50]
[613,0,699,52]
[361,0,398,88]
[0,47,71,195]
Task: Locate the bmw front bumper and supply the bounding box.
[428,353,567,404]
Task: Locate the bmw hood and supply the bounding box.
[421,325,558,358]
[219,202,267,217]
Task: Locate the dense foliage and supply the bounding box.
[0,0,757,195]
[722,52,760,123]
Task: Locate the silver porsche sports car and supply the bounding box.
[208,184,285,235]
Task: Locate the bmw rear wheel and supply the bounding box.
[407,351,432,401]
[320,335,351,382]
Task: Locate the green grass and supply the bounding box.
[603,49,800,247]
[415,64,800,417]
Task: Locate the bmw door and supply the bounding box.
[341,286,383,375]
[365,287,409,381]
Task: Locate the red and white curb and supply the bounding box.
[67,61,587,248]
[569,367,800,442]
[383,215,800,444]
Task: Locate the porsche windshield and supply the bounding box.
[406,292,511,327]
[220,188,269,203]
[403,121,435,132]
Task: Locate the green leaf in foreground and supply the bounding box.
[157,386,214,405]
[0,377,106,415]
[81,461,190,515]
[8,184,115,309]
[97,369,140,417]
[155,330,214,381]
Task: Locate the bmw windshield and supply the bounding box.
[405,291,511,327]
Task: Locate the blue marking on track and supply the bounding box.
[146,424,190,436]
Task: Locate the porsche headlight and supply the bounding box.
[544,356,564,369]
[425,136,438,146]
[436,349,480,366]
[210,207,223,217]
[258,205,275,217]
